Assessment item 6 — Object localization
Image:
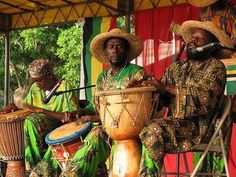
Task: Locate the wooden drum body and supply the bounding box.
[0,109,31,177]
[45,121,92,170]
[96,86,156,140]
[95,87,157,177]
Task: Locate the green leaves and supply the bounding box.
[55,25,82,88]
[0,24,83,104]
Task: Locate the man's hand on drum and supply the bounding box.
[0,103,19,114]
[23,104,76,124]
[140,76,166,91]
[75,115,100,125]
[61,112,73,124]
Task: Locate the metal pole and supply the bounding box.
[125,15,130,33]
[4,30,10,106]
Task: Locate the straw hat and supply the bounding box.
[179,20,233,48]
[90,28,143,64]
[188,0,218,7]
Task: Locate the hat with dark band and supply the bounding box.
[180,20,233,48]
[90,28,143,64]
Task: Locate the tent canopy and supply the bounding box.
[0,0,187,32]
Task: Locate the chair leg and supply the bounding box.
[219,130,230,177]
[162,163,167,177]
[190,113,227,177]
[190,138,216,176]
[183,153,190,176]
[177,154,180,177]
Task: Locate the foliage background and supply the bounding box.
[0,16,128,108]
[0,23,83,108]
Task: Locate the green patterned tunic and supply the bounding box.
[24,80,78,174]
[30,63,147,177]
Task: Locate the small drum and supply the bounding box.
[95,86,157,141]
[0,109,31,177]
[45,121,92,169]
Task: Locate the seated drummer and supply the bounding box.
[29,28,148,177]
[21,59,78,174]
[138,20,232,176]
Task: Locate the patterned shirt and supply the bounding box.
[161,58,226,135]
[97,63,146,91]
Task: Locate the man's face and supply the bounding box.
[33,75,49,91]
[186,28,212,60]
[104,38,128,67]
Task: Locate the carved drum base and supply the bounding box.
[6,160,25,177]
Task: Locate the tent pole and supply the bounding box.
[4,23,10,106]
[125,15,130,33]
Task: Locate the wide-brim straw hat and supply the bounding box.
[179,20,233,48]
[188,0,218,7]
[90,28,143,64]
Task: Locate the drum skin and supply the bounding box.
[96,87,156,141]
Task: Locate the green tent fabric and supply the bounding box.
[226,65,236,95]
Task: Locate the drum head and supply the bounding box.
[45,122,92,145]
[0,109,30,122]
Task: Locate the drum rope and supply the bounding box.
[101,94,107,130]
[105,135,113,172]
[61,143,70,169]
[131,92,144,125]
[49,145,64,170]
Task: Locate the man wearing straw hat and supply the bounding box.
[30,28,147,177]
[63,28,147,176]
[138,20,233,176]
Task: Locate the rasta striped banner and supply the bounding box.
[80,17,116,101]
[226,65,236,95]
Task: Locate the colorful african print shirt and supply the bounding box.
[97,63,147,90]
[24,80,78,112]
[161,58,226,137]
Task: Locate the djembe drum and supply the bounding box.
[95,86,157,177]
[0,109,31,177]
[45,121,92,170]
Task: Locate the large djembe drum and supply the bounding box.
[95,86,157,177]
[0,109,31,177]
[45,121,92,170]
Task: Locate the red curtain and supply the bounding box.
[134,4,200,79]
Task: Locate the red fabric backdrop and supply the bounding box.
[134,3,236,176]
